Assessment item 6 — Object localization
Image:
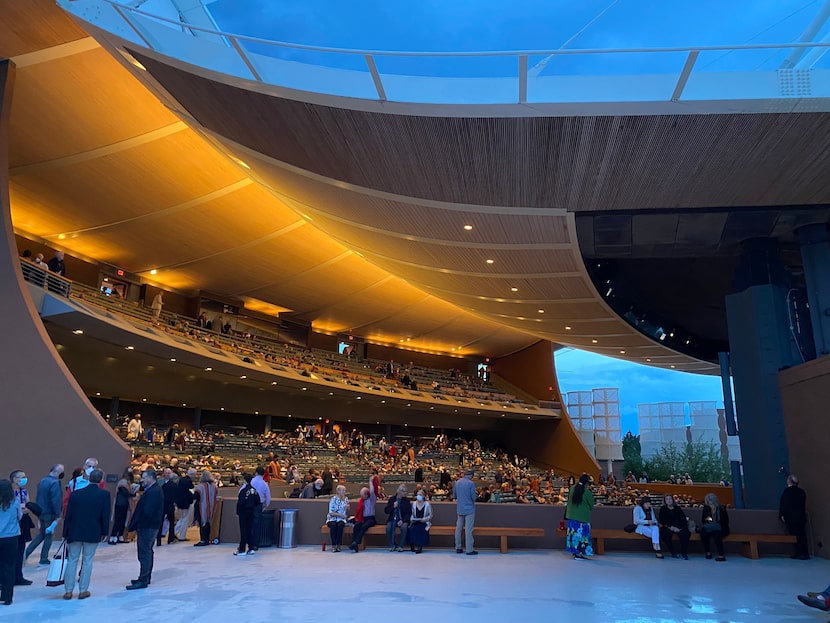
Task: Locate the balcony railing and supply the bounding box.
[20,260,72,297]
[59,0,830,106]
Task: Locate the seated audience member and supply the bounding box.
[658,494,690,560]
[409,490,432,554]
[349,487,377,552]
[384,485,411,552]
[326,486,349,553]
[700,492,729,561]
[633,496,663,559]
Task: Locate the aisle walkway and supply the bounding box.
[4,541,826,623]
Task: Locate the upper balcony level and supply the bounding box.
[59,0,830,113]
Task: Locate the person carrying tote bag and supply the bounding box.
[46,539,67,587]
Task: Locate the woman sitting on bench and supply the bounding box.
[633,496,664,559]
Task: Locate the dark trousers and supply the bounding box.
[327,521,345,547]
[788,522,809,557]
[250,505,262,550]
[199,522,211,544]
[135,528,156,583]
[14,535,25,583]
[0,536,16,605]
[157,507,176,545]
[700,529,725,556]
[660,527,690,556]
[238,511,254,553]
[351,516,377,546]
[111,505,129,538]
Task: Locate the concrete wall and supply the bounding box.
[0,60,130,485]
[779,354,830,559]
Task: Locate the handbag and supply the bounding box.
[46,540,68,587]
[702,521,721,532]
[623,523,637,533]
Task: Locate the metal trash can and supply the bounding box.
[278,509,298,549]
[258,509,276,548]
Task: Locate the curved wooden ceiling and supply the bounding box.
[1,0,721,371]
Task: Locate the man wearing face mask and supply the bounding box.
[9,471,32,586]
[24,464,64,566]
[71,459,103,493]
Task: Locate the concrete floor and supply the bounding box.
[4,539,827,623]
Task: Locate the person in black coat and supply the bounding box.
[658,494,690,559]
[157,469,178,546]
[126,470,163,590]
[62,470,111,599]
[779,474,809,560]
[173,469,196,541]
[384,485,412,552]
[700,492,730,561]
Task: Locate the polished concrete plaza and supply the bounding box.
[3,539,827,623]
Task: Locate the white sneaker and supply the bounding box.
[233,551,247,556]
[246,550,255,555]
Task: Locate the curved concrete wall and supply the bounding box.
[0,59,129,483]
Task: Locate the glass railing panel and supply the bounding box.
[526,50,688,103]
[684,46,830,100]
[373,54,519,104]
[235,40,378,99]
[125,11,256,80]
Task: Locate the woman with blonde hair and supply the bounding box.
[326,485,349,552]
[193,471,217,547]
[633,496,663,559]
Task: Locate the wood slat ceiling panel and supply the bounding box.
[10,132,246,232]
[365,261,595,299]
[58,185,302,271]
[260,163,571,244]
[0,0,88,58]
[296,216,581,273]
[134,53,830,210]
[9,48,179,167]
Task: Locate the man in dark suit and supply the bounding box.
[62,469,111,599]
[780,474,809,560]
[126,469,163,590]
[157,468,178,546]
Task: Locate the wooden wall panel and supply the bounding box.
[134,51,830,211]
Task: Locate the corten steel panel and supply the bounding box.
[132,51,830,211]
[0,59,130,485]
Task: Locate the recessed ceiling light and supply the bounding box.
[564,326,572,330]
[329,392,334,396]
[169,358,176,362]
[73,330,84,335]
[149,269,157,275]
[205,367,212,371]
[485,259,494,264]
[95,392,100,396]
[357,396,362,400]
[302,387,307,391]
[591,339,598,344]
[142,398,147,402]
[407,403,411,407]
[646,358,652,362]
[381,400,386,404]
[182,403,186,407]
[240,375,247,379]
[404,423,408,427]
[620,350,626,354]
[538,309,545,314]
[430,406,434,410]
[671,365,676,369]
[236,159,251,170]
[255,411,259,415]
[125,345,135,350]
[271,382,277,385]
[463,224,473,231]
[220,407,225,411]
[510,287,518,292]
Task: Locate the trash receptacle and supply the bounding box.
[278,509,298,549]
[258,509,276,548]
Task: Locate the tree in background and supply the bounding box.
[644,438,729,483]
[622,431,644,478]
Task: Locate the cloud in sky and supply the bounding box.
[554,349,725,435]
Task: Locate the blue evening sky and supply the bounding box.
[554,349,725,436]
[210,1,825,50]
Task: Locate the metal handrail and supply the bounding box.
[97,0,830,59]
[20,260,72,297]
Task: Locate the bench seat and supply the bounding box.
[556,527,796,559]
[322,524,544,553]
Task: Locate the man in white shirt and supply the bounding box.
[126,415,143,441]
[249,467,271,553]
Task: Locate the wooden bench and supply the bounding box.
[556,527,796,559]
[322,524,544,553]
